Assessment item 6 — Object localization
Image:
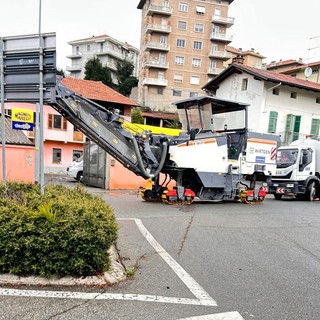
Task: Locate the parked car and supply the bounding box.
[66,156,83,181]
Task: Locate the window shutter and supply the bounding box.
[310,119,320,139]
[63,118,68,130]
[268,111,278,133]
[292,115,301,141]
[48,114,53,129]
[284,114,293,144]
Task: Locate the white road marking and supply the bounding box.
[131,218,217,306]
[0,218,229,312]
[0,288,210,305]
[178,311,245,320]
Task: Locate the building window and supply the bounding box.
[160,36,168,44]
[175,56,185,65]
[158,71,165,80]
[210,60,217,69]
[75,46,80,53]
[214,8,221,16]
[87,44,91,52]
[268,111,278,133]
[73,150,83,161]
[174,73,183,83]
[273,88,280,95]
[53,148,62,163]
[173,89,182,97]
[310,118,320,139]
[177,39,186,48]
[190,76,200,85]
[284,114,301,144]
[179,2,188,12]
[192,58,201,67]
[241,78,248,91]
[317,97,320,104]
[195,23,204,33]
[291,92,297,99]
[196,5,205,14]
[190,92,198,98]
[157,88,164,95]
[193,41,202,50]
[48,114,67,130]
[178,21,187,30]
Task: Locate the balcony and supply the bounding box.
[146,4,172,16]
[145,60,169,69]
[66,52,82,59]
[208,50,232,60]
[146,24,171,34]
[143,78,168,86]
[96,48,124,60]
[210,32,233,43]
[212,15,235,27]
[145,42,170,51]
[66,65,82,72]
[73,131,84,142]
[207,67,224,75]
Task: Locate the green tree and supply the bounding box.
[165,114,182,129]
[56,68,65,77]
[116,60,138,96]
[84,57,113,87]
[131,107,144,124]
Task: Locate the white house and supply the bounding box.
[203,63,320,145]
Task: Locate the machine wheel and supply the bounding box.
[273,194,283,200]
[304,182,316,201]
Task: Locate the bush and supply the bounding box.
[0,182,118,278]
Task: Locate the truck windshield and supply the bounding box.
[276,149,298,168]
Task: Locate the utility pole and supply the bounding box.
[38,0,45,194]
[0,38,6,184]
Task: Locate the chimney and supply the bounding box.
[233,54,244,64]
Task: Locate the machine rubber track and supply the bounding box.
[161,189,195,205]
[239,189,266,204]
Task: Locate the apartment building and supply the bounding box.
[137,0,234,112]
[66,35,140,83]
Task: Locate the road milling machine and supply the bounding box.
[48,81,280,204]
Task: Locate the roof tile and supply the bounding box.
[61,78,138,107]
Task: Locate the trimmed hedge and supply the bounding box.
[0,182,118,278]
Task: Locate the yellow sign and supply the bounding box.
[12,108,34,123]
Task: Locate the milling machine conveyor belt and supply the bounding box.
[50,81,143,176]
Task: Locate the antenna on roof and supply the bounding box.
[304,67,312,78]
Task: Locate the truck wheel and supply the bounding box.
[304,182,316,201]
[274,194,282,200]
[76,171,83,181]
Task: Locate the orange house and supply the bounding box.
[0,116,35,183]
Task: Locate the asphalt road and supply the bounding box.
[1,175,320,320]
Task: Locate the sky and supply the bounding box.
[1,0,320,70]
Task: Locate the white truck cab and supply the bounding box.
[269,139,320,200]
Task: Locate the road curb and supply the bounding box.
[0,245,127,287]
